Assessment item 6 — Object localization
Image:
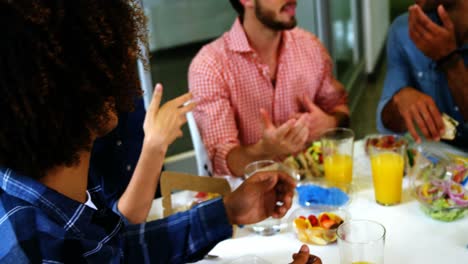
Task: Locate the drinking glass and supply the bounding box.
[321,128,354,186]
[337,220,386,264]
[244,160,297,235]
[369,141,406,206]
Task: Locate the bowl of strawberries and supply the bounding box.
[289,206,348,245]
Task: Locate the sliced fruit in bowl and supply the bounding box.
[289,207,347,245]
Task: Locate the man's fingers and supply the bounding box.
[438,5,454,31]
[284,125,301,144]
[277,171,297,190]
[303,96,317,113]
[412,109,432,140]
[403,112,421,143]
[426,104,445,134]
[272,192,293,218]
[285,116,307,143]
[260,108,275,129]
[412,4,440,33]
[415,103,441,140]
[291,245,310,264]
[148,83,163,114]
[272,173,296,218]
[423,104,442,140]
[276,119,295,138]
[248,171,278,188]
[289,125,308,147]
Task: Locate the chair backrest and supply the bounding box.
[186,112,213,176]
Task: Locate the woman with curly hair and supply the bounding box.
[0,0,195,227]
[0,0,298,262]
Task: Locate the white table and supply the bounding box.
[149,141,468,264]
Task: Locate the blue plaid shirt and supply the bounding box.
[377,13,468,150]
[0,168,233,263]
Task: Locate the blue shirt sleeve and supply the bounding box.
[377,14,413,134]
[122,197,233,264]
[89,97,146,218]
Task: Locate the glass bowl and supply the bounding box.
[288,206,349,245]
[413,179,468,221]
[295,180,354,208]
[409,145,468,221]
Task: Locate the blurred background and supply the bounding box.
[139,0,413,173]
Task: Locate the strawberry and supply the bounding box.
[308,214,319,227]
[195,192,207,199]
[319,213,330,223]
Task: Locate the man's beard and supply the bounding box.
[255,1,297,31]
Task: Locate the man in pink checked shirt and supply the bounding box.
[188,0,349,177]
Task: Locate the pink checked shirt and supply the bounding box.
[189,19,347,176]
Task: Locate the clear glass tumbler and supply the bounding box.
[337,219,386,264]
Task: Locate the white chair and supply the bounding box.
[187,112,213,176]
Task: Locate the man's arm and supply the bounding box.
[440,53,468,121]
[188,53,244,176]
[382,86,444,142]
[408,5,468,121]
[123,198,233,264]
[377,13,446,142]
[124,171,296,263]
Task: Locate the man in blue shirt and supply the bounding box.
[0,1,309,263]
[377,0,468,149]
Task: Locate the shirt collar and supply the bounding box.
[226,17,293,53]
[0,167,109,237]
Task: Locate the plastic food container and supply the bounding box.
[409,145,468,221]
[295,181,353,208]
[289,206,348,245]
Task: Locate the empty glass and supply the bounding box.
[337,220,386,264]
[244,160,295,236]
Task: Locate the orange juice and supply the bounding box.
[324,154,353,185]
[371,152,404,205]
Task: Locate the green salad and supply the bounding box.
[416,179,468,222]
[420,199,468,222]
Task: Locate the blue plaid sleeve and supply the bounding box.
[122,197,233,264]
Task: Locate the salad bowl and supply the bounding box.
[409,145,468,221]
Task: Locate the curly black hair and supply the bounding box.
[229,0,244,17]
[0,0,147,179]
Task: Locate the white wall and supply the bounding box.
[143,0,236,51]
[362,0,390,73]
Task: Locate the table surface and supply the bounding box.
[148,140,468,264]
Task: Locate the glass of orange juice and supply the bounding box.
[321,128,354,186]
[368,136,406,206]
